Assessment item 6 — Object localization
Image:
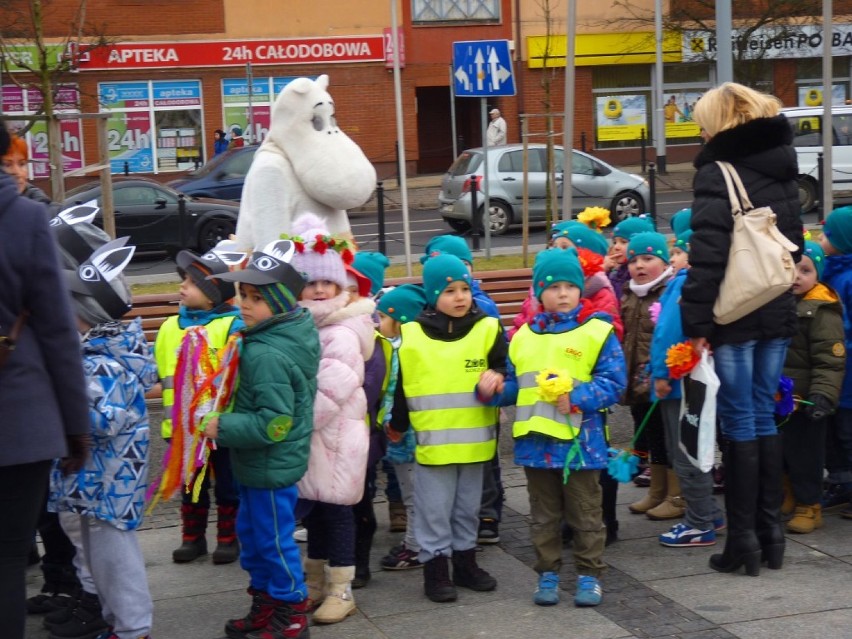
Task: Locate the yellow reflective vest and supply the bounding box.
[510,318,613,441]
[375,333,394,427]
[399,317,500,465]
[154,315,237,439]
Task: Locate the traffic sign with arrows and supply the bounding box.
[452,40,516,97]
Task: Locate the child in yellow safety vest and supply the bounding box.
[153,249,244,564]
[480,247,626,608]
[386,254,508,604]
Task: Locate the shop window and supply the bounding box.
[592,66,650,90]
[412,0,500,22]
[663,63,711,84]
[796,58,848,80]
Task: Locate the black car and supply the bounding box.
[63,178,240,253]
[167,145,258,201]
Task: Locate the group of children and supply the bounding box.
[36,199,852,639]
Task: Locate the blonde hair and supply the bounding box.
[693,82,781,138]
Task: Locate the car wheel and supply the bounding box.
[610,191,645,222]
[798,177,817,212]
[197,217,236,252]
[479,201,512,235]
[444,218,472,232]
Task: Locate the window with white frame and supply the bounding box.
[412,0,500,23]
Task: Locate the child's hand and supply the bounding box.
[384,422,403,444]
[556,393,572,415]
[203,416,219,440]
[654,379,672,399]
[477,369,505,398]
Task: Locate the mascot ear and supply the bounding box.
[317,74,329,91]
[290,77,314,95]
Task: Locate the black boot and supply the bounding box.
[45,590,109,638]
[756,435,785,569]
[173,503,209,562]
[709,440,761,577]
[28,564,80,614]
[212,504,240,565]
[451,548,497,591]
[352,530,374,589]
[423,556,457,602]
[600,471,619,546]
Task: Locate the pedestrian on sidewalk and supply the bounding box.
[487,108,507,146]
[484,247,626,607]
[201,239,320,639]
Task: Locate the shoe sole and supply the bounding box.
[380,563,423,571]
[476,538,500,545]
[659,539,716,547]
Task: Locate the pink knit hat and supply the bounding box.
[287,213,352,290]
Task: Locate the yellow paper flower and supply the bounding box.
[803,229,812,241]
[577,206,612,230]
[535,368,574,403]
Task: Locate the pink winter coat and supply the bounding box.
[297,292,376,505]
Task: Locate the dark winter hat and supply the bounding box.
[216,239,306,311]
[803,240,826,279]
[532,247,585,300]
[673,229,693,254]
[670,208,692,237]
[377,284,428,323]
[612,215,655,241]
[627,231,669,264]
[823,206,852,255]
[176,249,238,306]
[420,234,473,266]
[0,123,10,156]
[422,253,471,307]
[551,221,609,256]
[352,251,390,296]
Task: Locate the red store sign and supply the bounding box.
[78,35,386,70]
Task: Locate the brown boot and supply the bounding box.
[781,475,795,517]
[388,501,407,533]
[629,464,666,514]
[646,469,687,520]
[787,504,823,534]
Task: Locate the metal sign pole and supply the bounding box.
[449,65,458,159]
[246,62,254,144]
[482,98,491,258]
[391,1,412,276]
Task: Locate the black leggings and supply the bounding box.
[631,402,669,466]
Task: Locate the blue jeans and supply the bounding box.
[714,338,790,442]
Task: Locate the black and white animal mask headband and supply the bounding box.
[64,236,136,320]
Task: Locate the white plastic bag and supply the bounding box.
[678,350,720,473]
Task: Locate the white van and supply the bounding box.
[781,105,852,211]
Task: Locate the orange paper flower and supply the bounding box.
[665,341,700,380]
[576,247,604,278]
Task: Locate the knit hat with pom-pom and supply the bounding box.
[287,213,351,290]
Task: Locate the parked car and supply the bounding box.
[63,178,240,253]
[168,145,258,201]
[438,144,650,235]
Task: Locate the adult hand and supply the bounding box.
[654,378,672,399]
[689,337,710,354]
[60,433,92,475]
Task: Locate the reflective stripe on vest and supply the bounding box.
[155,315,236,439]
[509,318,613,441]
[399,317,500,465]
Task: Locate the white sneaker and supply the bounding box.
[294,527,308,543]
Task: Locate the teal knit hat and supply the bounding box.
[612,215,655,241]
[823,206,852,254]
[377,284,428,323]
[803,240,826,279]
[551,221,609,256]
[352,251,390,296]
[673,229,693,253]
[670,208,692,237]
[422,253,472,307]
[627,231,669,264]
[532,247,585,300]
[420,234,473,266]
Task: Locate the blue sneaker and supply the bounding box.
[574,575,602,607]
[533,571,560,606]
[821,483,852,512]
[659,523,716,547]
[713,517,726,533]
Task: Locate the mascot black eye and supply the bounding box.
[312,115,324,132]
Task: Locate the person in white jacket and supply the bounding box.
[487,108,507,146]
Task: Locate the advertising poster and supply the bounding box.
[797,85,847,107]
[107,110,154,174]
[222,104,271,143]
[596,95,648,142]
[28,119,84,179]
[664,92,703,138]
[99,81,150,109]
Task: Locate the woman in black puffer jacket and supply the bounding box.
[682,83,803,577]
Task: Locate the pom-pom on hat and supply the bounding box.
[803,240,826,279]
[551,221,609,256]
[670,208,692,237]
[673,229,693,254]
[823,206,852,255]
[420,234,473,266]
[612,215,655,241]
[176,249,241,306]
[422,253,472,307]
[627,231,670,264]
[352,251,390,296]
[377,284,428,324]
[286,213,352,290]
[532,247,585,300]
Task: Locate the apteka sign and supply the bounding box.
[683,24,852,61]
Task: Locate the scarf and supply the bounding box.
[628,266,672,298]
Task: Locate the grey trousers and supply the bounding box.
[393,461,420,552]
[413,462,484,563]
[660,398,723,530]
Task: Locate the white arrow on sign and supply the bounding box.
[488,47,500,90]
[454,66,471,91]
[474,49,485,91]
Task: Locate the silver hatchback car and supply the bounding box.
[438,144,650,235]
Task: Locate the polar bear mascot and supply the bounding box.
[235,74,376,250]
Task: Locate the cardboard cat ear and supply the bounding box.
[262,239,296,264]
[50,200,101,264]
[51,200,99,228]
[88,236,135,282]
[209,239,247,266]
[66,236,135,320]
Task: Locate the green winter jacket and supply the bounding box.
[217,308,320,489]
[783,282,846,406]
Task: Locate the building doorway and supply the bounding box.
[415,86,482,174]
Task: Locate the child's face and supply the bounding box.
[820,233,841,256]
[551,236,573,250]
[301,280,341,301]
[669,247,689,273]
[609,237,629,263]
[792,255,819,296]
[238,283,273,327]
[378,312,401,338]
[436,280,472,318]
[346,285,361,302]
[540,281,581,314]
[179,276,214,310]
[628,254,667,284]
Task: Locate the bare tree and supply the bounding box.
[535,0,562,230]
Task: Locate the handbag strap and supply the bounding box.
[2,311,28,343]
[715,161,755,214]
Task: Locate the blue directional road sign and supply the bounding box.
[452,40,516,97]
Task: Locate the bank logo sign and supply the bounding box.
[683,25,852,61]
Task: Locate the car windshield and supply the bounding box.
[448,151,483,177]
[187,147,253,178]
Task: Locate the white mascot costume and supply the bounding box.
[235,74,376,249]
